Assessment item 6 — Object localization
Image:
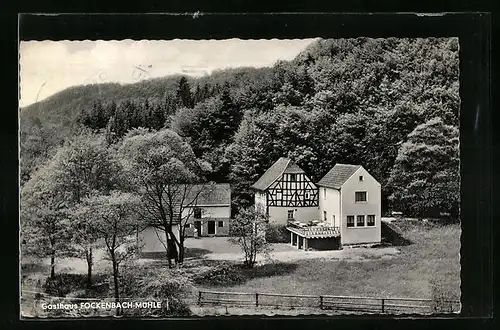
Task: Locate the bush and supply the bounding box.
[161,296,192,316]
[265,224,290,243]
[430,281,459,313]
[193,262,244,286]
[43,274,87,297]
[120,265,193,317]
[43,274,109,297]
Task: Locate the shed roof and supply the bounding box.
[316,164,361,190]
[185,183,231,206]
[251,157,305,191]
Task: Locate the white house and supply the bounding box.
[139,183,231,254]
[254,159,382,250]
[316,164,381,246]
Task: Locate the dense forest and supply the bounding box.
[20,37,460,218]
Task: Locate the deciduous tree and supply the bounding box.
[21,161,72,278]
[118,129,212,266]
[388,117,459,218]
[76,191,141,311]
[46,133,124,288]
[229,207,272,268]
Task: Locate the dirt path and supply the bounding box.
[203,246,400,263]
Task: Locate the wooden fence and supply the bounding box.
[198,290,460,314]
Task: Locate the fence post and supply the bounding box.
[255,293,259,307]
[198,291,202,306]
[320,296,324,310]
[381,298,385,313]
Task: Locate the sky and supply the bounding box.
[19,38,317,107]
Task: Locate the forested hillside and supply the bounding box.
[20,37,460,217]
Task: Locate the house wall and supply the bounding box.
[267,173,318,207]
[318,187,341,227]
[254,191,267,214]
[139,205,231,253]
[138,225,180,253]
[268,206,319,226]
[187,218,230,237]
[308,237,341,250]
[184,205,231,237]
[340,167,381,245]
[183,205,230,219]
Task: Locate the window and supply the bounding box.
[287,210,294,219]
[305,191,310,199]
[218,221,224,228]
[290,174,296,181]
[359,175,364,182]
[323,211,327,222]
[367,215,375,226]
[185,223,191,228]
[355,191,367,202]
[194,207,202,219]
[357,215,365,227]
[323,188,327,199]
[347,216,355,227]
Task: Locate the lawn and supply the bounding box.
[195,220,461,301]
[20,219,461,317]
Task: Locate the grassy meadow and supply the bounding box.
[195,220,461,301]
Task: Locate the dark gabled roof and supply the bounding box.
[185,183,231,206]
[251,157,305,191]
[316,164,361,190]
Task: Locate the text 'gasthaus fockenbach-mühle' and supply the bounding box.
[40,301,163,310]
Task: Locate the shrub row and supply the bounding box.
[43,274,108,297]
[192,262,244,286]
[265,225,290,243]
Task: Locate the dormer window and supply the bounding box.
[359,175,364,182]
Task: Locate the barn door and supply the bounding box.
[207,221,216,235]
[195,221,202,236]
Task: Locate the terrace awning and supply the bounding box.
[286,225,340,239]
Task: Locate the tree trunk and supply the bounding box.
[164,230,172,268]
[177,234,185,264]
[50,252,56,278]
[86,247,93,290]
[178,244,184,264]
[111,256,120,316]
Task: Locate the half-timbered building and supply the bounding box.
[253,159,381,251]
[251,157,319,225]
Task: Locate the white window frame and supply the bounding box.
[356,215,366,227]
[287,210,295,220]
[355,191,367,203]
[367,215,376,226]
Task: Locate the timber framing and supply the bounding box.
[267,172,319,207]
